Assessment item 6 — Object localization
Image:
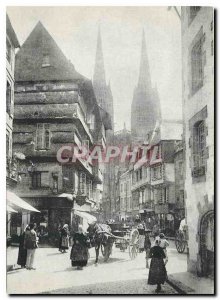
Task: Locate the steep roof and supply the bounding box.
[6,14,20,48]
[15,21,84,82]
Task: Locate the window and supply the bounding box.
[32,172,41,189]
[36,124,50,150]
[62,165,75,191]
[152,165,162,181]
[6,81,12,115]
[6,39,11,63]
[191,33,204,94]
[42,54,50,67]
[179,161,183,178]
[189,7,201,24]
[192,121,206,169]
[79,172,86,194]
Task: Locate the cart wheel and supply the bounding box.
[129,229,139,260]
[175,231,186,253]
[129,244,138,260]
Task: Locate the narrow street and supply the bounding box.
[7,241,185,294]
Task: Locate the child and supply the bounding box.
[159,233,169,265]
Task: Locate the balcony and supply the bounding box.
[131,177,150,191]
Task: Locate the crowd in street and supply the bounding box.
[16,219,170,293]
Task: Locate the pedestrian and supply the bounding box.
[70,225,90,270]
[17,225,30,268]
[159,233,169,265]
[152,223,160,239]
[59,224,69,253]
[144,229,151,268]
[24,223,38,270]
[148,236,167,293]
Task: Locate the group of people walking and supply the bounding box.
[16,221,169,293]
[17,223,38,270]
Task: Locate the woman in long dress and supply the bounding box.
[17,225,30,268]
[59,224,69,253]
[148,237,167,293]
[70,225,89,270]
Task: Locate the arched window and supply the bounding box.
[193,120,205,168]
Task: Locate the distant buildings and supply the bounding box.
[129,120,183,234]
[131,30,161,144]
[93,28,115,220]
[181,7,214,277]
[11,21,110,241]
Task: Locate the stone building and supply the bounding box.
[6,14,20,188]
[118,170,132,221]
[11,21,110,242]
[131,30,161,144]
[174,140,185,230]
[181,7,214,277]
[130,120,182,234]
[93,28,115,220]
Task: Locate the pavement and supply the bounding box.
[6,241,214,294]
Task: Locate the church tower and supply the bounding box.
[93,27,114,131]
[131,30,161,143]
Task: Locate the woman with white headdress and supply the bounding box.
[70,225,90,270]
[148,236,167,293]
[59,224,69,253]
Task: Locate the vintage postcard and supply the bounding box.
[6,6,214,295]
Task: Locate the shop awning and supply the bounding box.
[58,193,74,201]
[7,191,40,212]
[7,204,18,213]
[74,210,97,224]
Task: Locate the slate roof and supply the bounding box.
[15,21,84,82]
[6,14,20,48]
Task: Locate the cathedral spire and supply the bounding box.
[93,26,106,86]
[137,29,151,90]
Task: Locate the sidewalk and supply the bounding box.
[167,272,214,294]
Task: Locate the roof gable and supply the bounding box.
[15,21,84,82]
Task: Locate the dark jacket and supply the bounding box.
[24,229,37,249]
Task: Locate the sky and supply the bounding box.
[7,6,182,131]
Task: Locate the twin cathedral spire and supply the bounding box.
[93,27,161,141]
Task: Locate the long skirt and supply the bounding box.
[59,236,69,250]
[148,257,167,285]
[70,243,89,267]
[17,244,27,267]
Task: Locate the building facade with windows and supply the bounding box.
[6,15,20,188]
[182,7,214,276]
[11,21,109,242]
[119,170,132,221]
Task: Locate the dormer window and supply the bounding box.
[42,54,50,67]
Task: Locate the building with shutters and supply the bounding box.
[11,21,111,243]
[181,7,214,277]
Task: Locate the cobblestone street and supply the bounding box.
[7,241,185,294]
